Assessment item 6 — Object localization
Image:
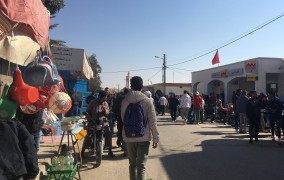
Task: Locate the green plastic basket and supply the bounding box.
[47,163,78,180]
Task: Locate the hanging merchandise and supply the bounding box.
[49,92,72,114]
[39,74,66,97]
[0,84,18,120]
[8,68,39,106]
[42,108,58,124]
[23,51,59,87]
[20,95,48,114]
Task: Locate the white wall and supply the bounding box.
[192,57,284,102]
[151,84,191,96]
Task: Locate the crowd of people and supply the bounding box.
[3,73,284,180]
[232,89,284,145]
[151,88,284,145]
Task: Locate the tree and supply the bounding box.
[41,0,66,46]
[41,0,65,15]
[88,54,102,91]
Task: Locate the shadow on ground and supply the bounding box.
[160,135,284,180]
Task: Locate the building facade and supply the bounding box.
[144,83,192,96]
[192,57,284,103]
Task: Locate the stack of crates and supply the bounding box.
[47,163,78,180]
[77,91,91,114]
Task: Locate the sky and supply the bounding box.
[49,0,284,89]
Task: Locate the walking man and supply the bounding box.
[193,91,203,124]
[246,91,261,144]
[236,90,249,133]
[121,76,159,180]
[158,95,168,116]
[180,90,191,124]
[169,94,180,121]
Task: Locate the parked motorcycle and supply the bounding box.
[81,112,108,167]
[217,103,235,125]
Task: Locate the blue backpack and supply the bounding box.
[124,102,147,137]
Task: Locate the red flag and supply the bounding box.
[212,50,220,65]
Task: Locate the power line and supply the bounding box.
[168,67,191,77]
[168,12,284,67]
[100,12,284,73]
[100,66,161,73]
[147,69,162,81]
[170,67,194,71]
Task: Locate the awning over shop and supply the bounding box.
[0,0,50,66]
[51,46,93,80]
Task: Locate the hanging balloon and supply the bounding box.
[48,92,72,114]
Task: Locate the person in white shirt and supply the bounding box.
[144,91,154,104]
[158,95,168,116]
[180,90,192,124]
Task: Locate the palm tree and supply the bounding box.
[42,0,66,46]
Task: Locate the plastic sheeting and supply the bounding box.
[0,0,50,66]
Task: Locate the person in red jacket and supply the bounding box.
[193,91,203,124]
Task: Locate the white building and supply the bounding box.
[192,57,284,103]
[144,83,192,96]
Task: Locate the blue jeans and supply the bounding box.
[234,112,240,129]
[194,109,201,123]
[108,114,114,134]
[33,132,40,151]
[127,142,150,180]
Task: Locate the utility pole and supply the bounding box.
[162,54,166,95]
[155,54,167,95]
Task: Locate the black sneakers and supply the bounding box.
[108,151,115,158]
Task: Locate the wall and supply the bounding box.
[146,84,192,96]
[192,57,284,103]
[166,86,192,95]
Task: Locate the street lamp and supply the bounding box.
[155,54,167,95]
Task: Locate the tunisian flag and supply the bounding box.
[212,50,220,65]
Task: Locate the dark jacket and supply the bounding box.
[236,95,249,114]
[0,120,39,179]
[246,98,261,120]
[169,97,180,110]
[106,95,114,111]
[15,108,44,135]
[86,94,96,104]
[267,97,283,118]
[114,95,126,122]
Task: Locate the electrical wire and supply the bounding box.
[147,69,162,81]
[100,12,284,73]
[168,67,191,77]
[100,66,161,73]
[170,67,194,72]
[168,12,284,67]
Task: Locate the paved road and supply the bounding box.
[38,114,284,180]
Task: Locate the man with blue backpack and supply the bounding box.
[121,76,160,180]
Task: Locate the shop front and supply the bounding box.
[192,57,284,103]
